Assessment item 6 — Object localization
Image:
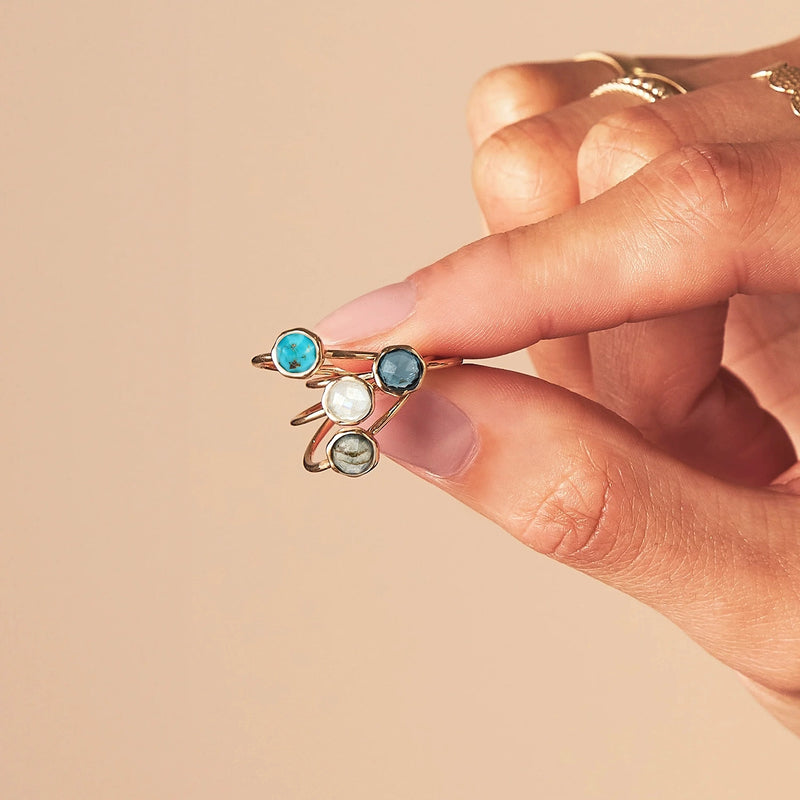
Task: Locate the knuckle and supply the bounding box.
[514,448,637,568]
[467,63,555,127]
[631,143,761,273]
[661,142,742,211]
[577,104,681,196]
[472,116,572,210]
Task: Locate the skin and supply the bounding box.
[316,35,800,736]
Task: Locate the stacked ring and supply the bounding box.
[573,50,690,102]
[588,72,688,102]
[251,328,462,477]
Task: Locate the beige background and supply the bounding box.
[2,2,799,798]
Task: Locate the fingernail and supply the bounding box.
[377,389,478,478]
[315,281,416,345]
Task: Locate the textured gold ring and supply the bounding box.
[751,62,800,117]
[573,51,688,103]
[589,71,689,102]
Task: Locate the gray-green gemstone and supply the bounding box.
[329,432,376,476]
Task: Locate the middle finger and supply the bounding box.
[471,41,800,480]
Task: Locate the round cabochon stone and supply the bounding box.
[375,348,423,393]
[322,376,373,424]
[274,331,319,375]
[329,431,376,476]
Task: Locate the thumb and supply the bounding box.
[374,364,800,694]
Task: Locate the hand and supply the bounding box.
[315,35,800,736]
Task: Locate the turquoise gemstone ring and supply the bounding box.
[251,329,462,476]
[251,327,377,379]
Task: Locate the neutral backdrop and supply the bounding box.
[2,2,799,798]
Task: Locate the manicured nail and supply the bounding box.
[377,389,478,478]
[315,281,416,345]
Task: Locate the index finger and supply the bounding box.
[316,139,800,356]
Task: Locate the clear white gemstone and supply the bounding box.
[322,376,373,424]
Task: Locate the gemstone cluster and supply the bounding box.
[252,329,457,477]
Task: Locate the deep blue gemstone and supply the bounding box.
[275,332,318,374]
[376,348,423,392]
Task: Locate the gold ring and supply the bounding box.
[251,327,376,379]
[751,62,800,118]
[588,71,689,102]
[573,51,648,78]
[252,330,462,477]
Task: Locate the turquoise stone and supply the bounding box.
[275,332,318,374]
[376,348,423,392]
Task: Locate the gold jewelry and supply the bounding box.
[589,71,689,102]
[751,62,800,117]
[573,51,688,103]
[251,327,376,379]
[573,51,647,78]
[252,330,462,476]
[302,404,408,477]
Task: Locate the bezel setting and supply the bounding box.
[372,345,426,396]
[270,328,323,379]
[326,429,379,477]
[321,375,374,425]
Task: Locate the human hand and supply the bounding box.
[314,36,800,736]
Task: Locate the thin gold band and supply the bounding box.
[290,355,460,427]
[573,51,647,78]
[573,50,689,102]
[589,71,689,101]
[301,392,410,475]
[251,348,378,371]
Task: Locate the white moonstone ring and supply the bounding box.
[251,328,462,477]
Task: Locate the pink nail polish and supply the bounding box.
[377,389,478,478]
[315,281,416,345]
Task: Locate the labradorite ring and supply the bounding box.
[251,328,461,477]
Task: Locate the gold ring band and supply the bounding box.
[573,51,647,78]
[301,394,412,477]
[573,50,689,102]
[589,71,689,102]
